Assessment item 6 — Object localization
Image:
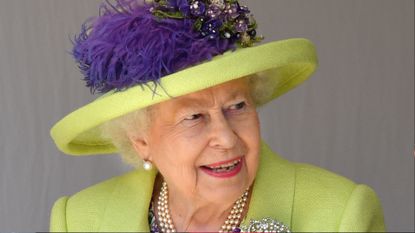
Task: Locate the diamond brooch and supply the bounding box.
[239,217,291,233]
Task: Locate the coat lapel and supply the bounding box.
[242,142,296,229]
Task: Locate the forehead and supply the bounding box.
[184,77,249,99]
[151,78,250,113]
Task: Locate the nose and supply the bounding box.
[208,111,238,149]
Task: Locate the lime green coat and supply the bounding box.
[50,142,386,232]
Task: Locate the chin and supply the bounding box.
[201,185,247,205]
[199,171,251,204]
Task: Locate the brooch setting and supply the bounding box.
[239,217,291,233]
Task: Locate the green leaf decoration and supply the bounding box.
[153,10,185,19]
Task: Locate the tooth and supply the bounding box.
[208,159,240,171]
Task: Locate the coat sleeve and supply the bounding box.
[338,184,386,232]
[49,196,69,232]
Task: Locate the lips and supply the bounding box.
[200,157,243,178]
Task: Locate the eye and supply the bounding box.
[229,101,247,111]
[184,113,202,121]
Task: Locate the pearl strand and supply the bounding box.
[156,181,249,233]
[157,182,175,233]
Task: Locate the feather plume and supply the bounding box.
[71,0,236,94]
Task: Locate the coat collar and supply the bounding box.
[98,168,157,231]
[99,141,296,231]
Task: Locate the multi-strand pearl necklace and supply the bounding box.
[156,181,249,233]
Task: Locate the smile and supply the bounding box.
[200,157,243,178]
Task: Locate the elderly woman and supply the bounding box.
[50,0,385,232]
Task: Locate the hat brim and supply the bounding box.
[50,38,318,155]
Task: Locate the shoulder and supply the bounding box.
[66,169,140,210]
[293,162,356,198]
[260,142,356,192]
[50,169,155,232]
[258,143,385,231]
[291,163,385,231]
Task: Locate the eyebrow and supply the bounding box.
[178,89,247,107]
[172,92,248,119]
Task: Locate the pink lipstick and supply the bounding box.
[200,157,243,178]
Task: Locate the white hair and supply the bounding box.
[100,73,274,168]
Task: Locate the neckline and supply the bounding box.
[98,141,295,232]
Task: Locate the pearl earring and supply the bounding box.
[143,160,153,170]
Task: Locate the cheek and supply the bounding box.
[232,115,261,180]
[232,113,261,146]
[150,132,207,187]
[153,141,196,169]
[176,122,206,138]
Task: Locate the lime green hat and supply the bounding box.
[50,1,318,156]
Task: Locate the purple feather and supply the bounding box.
[71,0,236,94]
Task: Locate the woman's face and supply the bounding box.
[137,78,260,204]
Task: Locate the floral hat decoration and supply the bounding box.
[50,0,318,155]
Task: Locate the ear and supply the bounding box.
[129,134,152,161]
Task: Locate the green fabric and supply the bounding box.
[50,38,318,156]
[50,142,385,232]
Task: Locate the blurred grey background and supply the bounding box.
[0,0,413,231]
